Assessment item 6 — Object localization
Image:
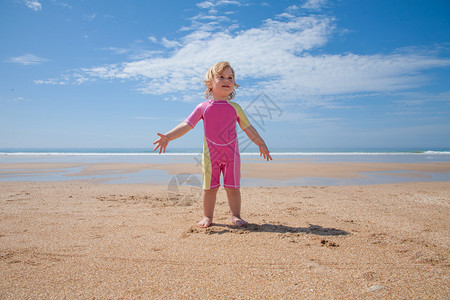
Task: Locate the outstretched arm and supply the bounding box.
[153,122,192,154]
[243,125,272,161]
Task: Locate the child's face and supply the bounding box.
[209,67,235,100]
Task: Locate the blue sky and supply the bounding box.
[1,0,449,150]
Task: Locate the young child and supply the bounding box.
[153,61,272,228]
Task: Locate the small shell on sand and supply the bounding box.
[368,285,385,292]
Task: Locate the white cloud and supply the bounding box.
[129,50,163,60]
[7,97,28,102]
[197,1,214,9]
[197,0,242,9]
[84,13,97,22]
[35,71,89,85]
[393,91,450,106]
[24,0,42,11]
[97,45,163,60]
[100,47,129,55]
[60,15,333,92]
[148,36,158,43]
[192,14,230,23]
[50,0,72,9]
[189,0,242,33]
[37,3,450,104]
[161,37,182,48]
[6,54,49,65]
[301,0,327,11]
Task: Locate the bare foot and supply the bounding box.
[197,217,212,228]
[231,216,248,227]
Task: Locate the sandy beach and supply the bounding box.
[0,161,449,298]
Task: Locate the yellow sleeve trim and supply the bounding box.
[229,101,251,130]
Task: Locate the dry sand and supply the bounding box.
[0,162,449,298]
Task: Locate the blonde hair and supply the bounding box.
[204,61,240,100]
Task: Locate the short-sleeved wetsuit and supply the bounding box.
[185,99,251,190]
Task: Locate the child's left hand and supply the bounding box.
[259,144,272,161]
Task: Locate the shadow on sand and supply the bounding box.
[201,223,350,236]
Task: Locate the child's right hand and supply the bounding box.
[153,133,169,154]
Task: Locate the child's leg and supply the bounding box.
[225,187,248,227]
[197,187,219,228]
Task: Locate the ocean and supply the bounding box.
[1,147,450,185]
[1,147,450,157]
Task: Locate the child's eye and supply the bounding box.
[217,75,233,81]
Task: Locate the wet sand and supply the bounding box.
[1,161,449,184]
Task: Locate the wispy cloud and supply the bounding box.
[6,54,49,65]
[301,0,328,11]
[84,13,97,22]
[36,1,450,105]
[99,47,129,55]
[197,0,243,9]
[97,46,163,60]
[23,0,42,11]
[50,0,72,9]
[6,97,29,102]
[35,72,89,85]
[148,36,158,43]
[161,37,182,48]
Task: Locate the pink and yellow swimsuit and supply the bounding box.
[185,99,251,190]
